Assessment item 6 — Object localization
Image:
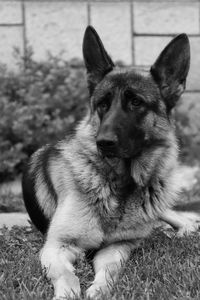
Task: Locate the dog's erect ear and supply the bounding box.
[83,26,115,95]
[151,34,190,110]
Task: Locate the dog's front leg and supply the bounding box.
[160,204,200,236]
[86,242,134,299]
[40,239,82,299]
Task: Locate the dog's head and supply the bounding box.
[83,26,190,159]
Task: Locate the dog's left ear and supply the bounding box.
[83,26,115,95]
[151,34,190,110]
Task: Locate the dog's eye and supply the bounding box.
[98,100,109,112]
[124,90,143,110]
[97,93,112,114]
[127,98,142,110]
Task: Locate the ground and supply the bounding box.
[0,168,200,300]
[1,226,200,300]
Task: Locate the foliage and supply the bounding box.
[175,95,200,164]
[0,52,88,181]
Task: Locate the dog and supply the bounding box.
[22,26,200,299]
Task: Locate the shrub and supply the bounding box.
[175,95,200,165]
[0,53,88,182]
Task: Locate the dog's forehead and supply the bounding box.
[104,67,156,91]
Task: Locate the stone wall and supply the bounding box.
[0,0,200,113]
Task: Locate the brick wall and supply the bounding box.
[0,0,200,119]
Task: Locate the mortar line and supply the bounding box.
[199,0,200,34]
[130,0,135,65]
[0,23,23,27]
[87,0,91,25]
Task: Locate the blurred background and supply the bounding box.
[0,0,199,185]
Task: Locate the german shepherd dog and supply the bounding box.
[22,26,200,299]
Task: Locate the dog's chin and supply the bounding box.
[98,150,121,166]
[98,146,142,161]
[104,155,125,173]
[103,154,119,165]
[100,151,139,160]
[97,148,118,158]
[104,152,117,159]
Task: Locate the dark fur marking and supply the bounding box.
[85,248,99,262]
[149,187,155,209]
[22,145,60,234]
[148,186,160,209]
[66,158,88,194]
[142,201,147,215]
[40,145,60,203]
[76,145,101,174]
[159,179,165,189]
[22,164,49,234]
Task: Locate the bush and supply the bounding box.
[175,96,200,165]
[0,52,88,182]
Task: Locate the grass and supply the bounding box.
[0,169,200,299]
[0,226,200,300]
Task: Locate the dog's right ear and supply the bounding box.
[151,34,190,111]
[83,26,115,95]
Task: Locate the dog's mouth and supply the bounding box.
[96,139,144,160]
[99,149,118,159]
[96,142,118,158]
[102,150,117,158]
[98,147,141,160]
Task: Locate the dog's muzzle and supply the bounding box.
[96,134,118,158]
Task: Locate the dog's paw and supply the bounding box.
[161,209,200,238]
[86,284,107,299]
[53,289,80,300]
[176,212,200,237]
[177,224,200,237]
[53,275,81,299]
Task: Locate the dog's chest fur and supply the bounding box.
[59,146,160,247]
[86,170,158,242]
[49,119,181,249]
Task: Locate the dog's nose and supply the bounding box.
[96,134,118,152]
[97,139,116,149]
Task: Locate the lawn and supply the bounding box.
[0,226,200,300]
[0,171,200,300]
